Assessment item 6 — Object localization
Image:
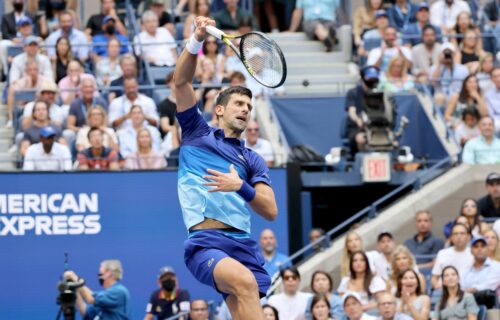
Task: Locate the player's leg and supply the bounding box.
[213,257,265,320]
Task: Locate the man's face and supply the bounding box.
[124,80,138,99]
[344,297,363,320]
[144,16,159,34]
[376,16,389,29]
[59,14,73,34]
[81,80,95,101]
[282,270,300,295]
[491,69,500,89]
[486,180,500,199]
[384,28,397,47]
[67,62,82,78]
[41,136,55,151]
[19,23,33,37]
[471,242,488,262]
[417,9,429,23]
[89,130,104,149]
[26,63,39,78]
[34,103,48,121]
[102,0,115,13]
[479,117,495,139]
[451,225,470,250]
[416,212,431,234]
[189,300,209,320]
[130,107,145,126]
[378,235,395,255]
[245,121,259,145]
[217,94,252,135]
[151,3,164,15]
[41,91,56,105]
[378,294,397,320]
[422,28,436,47]
[259,230,276,254]
[121,59,136,77]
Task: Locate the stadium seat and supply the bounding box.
[150,65,175,85]
[7,45,23,59]
[153,88,171,105]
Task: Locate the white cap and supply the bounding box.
[342,291,363,306]
[247,47,264,59]
[440,42,456,53]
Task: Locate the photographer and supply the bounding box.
[64,259,132,320]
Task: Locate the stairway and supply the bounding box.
[0,100,16,171]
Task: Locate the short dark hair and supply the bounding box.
[280,266,300,280]
[262,304,279,320]
[215,86,252,108]
[310,270,333,293]
[461,107,480,121]
[422,25,436,34]
[87,126,103,140]
[451,222,471,236]
[377,232,393,242]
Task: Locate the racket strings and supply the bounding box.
[240,33,286,88]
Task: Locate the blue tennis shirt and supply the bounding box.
[176,103,271,234]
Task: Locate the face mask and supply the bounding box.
[105,25,116,35]
[51,1,66,10]
[161,279,176,291]
[13,3,24,12]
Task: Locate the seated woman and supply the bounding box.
[337,251,386,312]
[484,229,500,262]
[58,60,98,105]
[125,127,167,170]
[352,0,383,49]
[341,231,377,278]
[454,28,486,74]
[75,105,118,153]
[450,12,482,50]
[395,269,431,320]
[458,198,489,237]
[51,37,73,84]
[444,75,488,128]
[310,294,336,320]
[95,38,123,87]
[432,266,478,320]
[476,53,494,92]
[305,271,344,320]
[388,245,426,294]
[378,56,414,93]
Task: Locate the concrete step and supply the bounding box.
[0,139,12,151]
[285,74,357,86]
[0,128,14,139]
[284,51,344,64]
[0,116,7,127]
[287,64,349,76]
[0,162,17,171]
[268,32,309,42]
[285,82,357,95]
[277,40,341,53]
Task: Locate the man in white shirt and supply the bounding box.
[369,232,396,281]
[431,223,473,289]
[244,120,274,167]
[268,267,312,320]
[367,26,412,73]
[430,0,470,33]
[134,10,177,66]
[376,292,413,320]
[411,25,442,82]
[9,36,52,83]
[108,77,159,130]
[461,237,500,294]
[343,292,377,320]
[23,126,72,171]
[484,67,500,133]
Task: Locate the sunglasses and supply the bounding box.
[283,275,298,281]
[247,128,259,132]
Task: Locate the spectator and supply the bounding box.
[23,126,72,171]
[201,36,225,82]
[434,266,479,320]
[77,127,119,170]
[387,0,419,32]
[343,291,377,320]
[259,228,291,279]
[19,100,64,157]
[75,105,118,152]
[6,60,52,128]
[305,271,344,320]
[108,77,159,130]
[108,54,151,101]
[158,72,177,138]
[125,127,167,170]
[262,304,279,320]
[484,67,500,132]
[144,266,190,320]
[461,237,500,297]
[411,25,442,84]
[376,291,413,320]
[149,0,175,35]
[476,53,494,92]
[309,228,327,253]
[370,232,396,281]
[429,42,469,103]
[359,9,389,51]
[213,0,255,32]
[483,0,500,51]
[454,28,485,74]
[21,80,64,131]
[268,267,313,320]
[63,259,132,319]
[404,210,444,270]
[58,60,98,105]
[40,0,79,37]
[352,0,383,48]
[183,0,210,39]
[454,107,481,147]
[9,37,51,84]
[85,0,127,38]
[450,12,482,49]
[389,246,426,293]
[51,36,73,83]
[117,105,161,158]
[367,26,413,73]
[477,172,500,218]
[378,56,414,93]
[444,75,488,128]
[309,293,335,320]
[45,10,89,63]
[239,48,285,98]
[134,11,177,67]
[190,299,209,320]
[431,223,473,290]
[341,230,378,277]
[91,16,129,61]
[395,269,431,320]
[95,38,123,87]
[1,1,37,42]
[160,119,181,161]
[65,78,108,144]
[337,251,387,312]
[244,120,274,167]
[288,0,338,52]
[462,116,500,164]
[403,3,441,47]
[430,0,471,35]
[459,198,489,237]
[484,229,500,261]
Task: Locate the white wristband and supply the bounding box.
[186,35,204,55]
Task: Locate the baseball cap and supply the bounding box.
[39,126,57,138]
[102,15,116,24]
[377,231,394,242]
[417,2,430,11]
[361,66,380,81]
[343,291,363,306]
[17,16,33,27]
[441,42,456,53]
[471,236,488,246]
[486,172,500,184]
[158,266,176,278]
[39,80,59,94]
[375,10,388,19]
[23,35,39,46]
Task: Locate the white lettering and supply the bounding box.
[84,215,101,234]
[35,216,52,235]
[24,194,41,214]
[47,194,62,213]
[0,216,19,235]
[52,215,68,235]
[18,216,35,235]
[0,194,6,214]
[40,194,47,212]
[8,194,23,214]
[60,194,79,213]
[80,193,98,213]
[68,215,84,235]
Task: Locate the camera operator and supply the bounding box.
[63,259,132,320]
[344,66,381,157]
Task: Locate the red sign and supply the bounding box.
[362,153,391,182]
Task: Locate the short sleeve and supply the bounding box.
[247,151,272,187]
[145,292,157,315]
[337,277,350,294]
[344,88,357,111]
[369,275,387,294]
[93,287,122,308]
[175,103,211,141]
[464,293,479,315]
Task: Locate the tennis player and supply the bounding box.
[174,16,278,320]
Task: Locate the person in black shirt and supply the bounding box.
[150,0,176,36]
[84,0,127,38]
[145,266,190,320]
[477,172,500,218]
[158,71,177,138]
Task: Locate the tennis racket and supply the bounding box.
[206,26,287,89]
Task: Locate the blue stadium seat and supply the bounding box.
[14,90,36,105]
[150,65,175,85]
[153,88,171,105]
[7,45,23,59]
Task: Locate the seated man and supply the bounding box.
[244,120,274,167]
[402,2,442,47]
[343,292,377,320]
[58,60,98,106]
[462,116,500,164]
[387,0,419,32]
[213,0,256,32]
[23,126,72,171]
[411,25,442,83]
[376,292,413,320]
[21,80,65,131]
[77,127,119,170]
[484,67,500,133]
[85,0,127,38]
[9,35,52,84]
[477,173,500,218]
[367,26,413,73]
[259,229,290,278]
[108,54,151,102]
[358,10,389,60]
[288,0,338,52]
[91,15,129,60]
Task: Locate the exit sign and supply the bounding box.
[362,153,391,182]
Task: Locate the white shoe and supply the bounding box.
[5,120,12,128]
[8,144,17,154]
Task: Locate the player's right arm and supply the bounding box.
[174,17,215,113]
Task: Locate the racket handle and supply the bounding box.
[206,26,224,40]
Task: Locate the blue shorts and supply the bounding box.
[184,229,271,300]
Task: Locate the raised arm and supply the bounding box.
[174,17,215,112]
